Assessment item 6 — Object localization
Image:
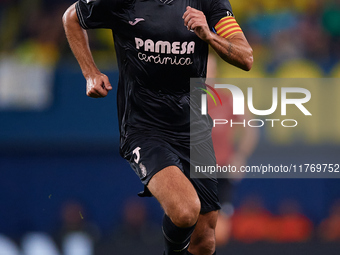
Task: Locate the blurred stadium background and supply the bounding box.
[0,0,340,254]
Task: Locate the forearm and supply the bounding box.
[62,3,112,98]
[206,32,253,71]
[62,3,100,79]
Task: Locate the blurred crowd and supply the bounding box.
[1,196,340,255]
[0,0,69,67]
[0,0,114,110]
[0,0,115,69]
[1,0,340,109]
[227,0,340,78]
[1,0,340,77]
[231,196,340,244]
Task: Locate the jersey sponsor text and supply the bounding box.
[135,38,195,54]
[135,38,195,65]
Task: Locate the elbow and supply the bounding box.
[243,56,253,71]
[242,48,254,71]
[62,11,67,28]
[62,3,77,28]
[62,8,70,29]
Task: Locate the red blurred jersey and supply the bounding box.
[208,91,242,165]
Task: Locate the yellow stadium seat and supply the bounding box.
[330,62,340,78]
[291,0,312,13]
[275,59,324,78]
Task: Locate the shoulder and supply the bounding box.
[205,0,233,13]
[202,0,234,27]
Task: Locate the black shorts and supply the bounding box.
[218,179,233,204]
[123,136,221,214]
[217,178,235,216]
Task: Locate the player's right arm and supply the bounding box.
[62,3,112,98]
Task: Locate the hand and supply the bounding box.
[86,73,112,98]
[183,6,213,42]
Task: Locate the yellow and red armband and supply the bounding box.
[214,16,243,39]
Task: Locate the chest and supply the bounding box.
[113,0,206,42]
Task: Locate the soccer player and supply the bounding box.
[62,1,253,254]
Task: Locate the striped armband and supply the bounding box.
[214,16,243,39]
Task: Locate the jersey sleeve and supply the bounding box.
[76,0,116,29]
[207,0,234,29]
[207,0,243,38]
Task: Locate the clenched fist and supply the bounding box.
[86,73,112,98]
[183,6,213,42]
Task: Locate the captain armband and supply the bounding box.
[214,16,243,39]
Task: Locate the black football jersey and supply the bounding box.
[76,0,233,152]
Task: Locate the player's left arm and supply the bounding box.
[183,6,253,71]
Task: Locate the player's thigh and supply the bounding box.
[188,210,218,255]
[147,165,201,226]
